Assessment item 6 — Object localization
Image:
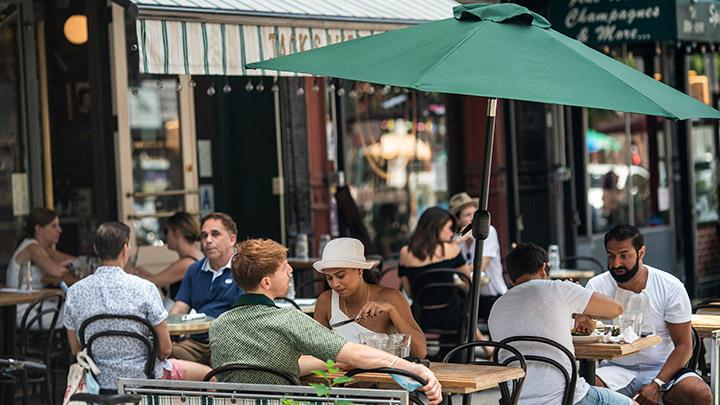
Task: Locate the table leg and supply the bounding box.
[712,331,719,405]
[1,305,18,404]
[579,359,597,386]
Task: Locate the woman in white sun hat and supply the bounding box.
[313,238,426,358]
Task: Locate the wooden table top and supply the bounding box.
[573,335,662,361]
[287,257,321,271]
[0,288,63,306]
[692,313,720,338]
[304,362,524,394]
[167,315,215,336]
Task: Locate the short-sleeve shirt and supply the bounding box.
[585,265,692,369]
[175,257,243,340]
[209,293,347,384]
[489,279,593,405]
[458,226,508,297]
[63,266,169,390]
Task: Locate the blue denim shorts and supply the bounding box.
[576,386,633,405]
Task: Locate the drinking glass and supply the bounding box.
[388,333,412,357]
[616,312,643,336]
[359,332,389,351]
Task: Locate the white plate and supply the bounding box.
[572,334,603,344]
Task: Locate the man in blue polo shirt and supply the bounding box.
[170,212,242,365]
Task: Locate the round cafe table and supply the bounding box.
[166,314,215,336]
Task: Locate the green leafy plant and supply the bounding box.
[282,360,355,405]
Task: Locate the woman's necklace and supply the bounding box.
[341,283,371,318]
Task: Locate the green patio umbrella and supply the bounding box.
[248,2,720,344]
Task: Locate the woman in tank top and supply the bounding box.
[6,208,75,326]
[313,238,426,358]
[132,211,203,300]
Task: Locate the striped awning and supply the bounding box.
[134,0,457,76]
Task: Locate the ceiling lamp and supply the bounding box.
[63,15,88,45]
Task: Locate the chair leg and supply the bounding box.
[21,371,30,405]
[43,369,53,405]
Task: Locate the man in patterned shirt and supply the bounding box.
[209,238,442,404]
[64,222,211,390]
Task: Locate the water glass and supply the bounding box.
[18,260,33,291]
[388,333,412,358]
[359,332,389,351]
[616,312,643,336]
[295,234,309,259]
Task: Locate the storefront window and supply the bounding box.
[0,6,24,271]
[128,78,185,245]
[340,83,448,255]
[691,55,718,223]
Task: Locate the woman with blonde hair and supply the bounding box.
[313,238,426,358]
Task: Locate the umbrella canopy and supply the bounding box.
[248,2,720,346]
[249,3,720,120]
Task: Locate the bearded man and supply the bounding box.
[575,225,711,405]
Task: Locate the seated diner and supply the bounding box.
[63,221,210,390]
[489,243,631,405]
[313,237,426,358]
[209,238,442,404]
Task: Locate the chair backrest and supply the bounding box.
[203,363,301,385]
[688,326,703,372]
[379,266,402,290]
[499,336,577,405]
[344,367,427,405]
[560,255,604,273]
[274,297,300,310]
[295,276,327,298]
[118,378,409,404]
[443,341,527,405]
[78,314,159,379]
[410,268,470,322]
[18,291,64,359]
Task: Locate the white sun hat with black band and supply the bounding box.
[313,237,375,272]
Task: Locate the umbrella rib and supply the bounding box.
[544,31,677,119]
[410,22,490,91]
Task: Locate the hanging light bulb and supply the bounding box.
[189,79,197,88]
[207,84,216,96]
[296,86,305,96]
[381,85,391,95]
[312,79,320,92]
[337,88,345,96]
[223,82,232,94]
[156,79,164,89]
[367,85,375,95]
[348,89,357,98]
[394,86,402,94]
[175,79,183,92]
[271,81,279,93]
[245,80,254,92]
[329,83,336,91]
[256,81,265,92]
[356,89,363,98]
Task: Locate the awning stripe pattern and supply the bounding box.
[137,20,379,76]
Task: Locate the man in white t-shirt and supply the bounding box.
[489,243,632,405]
[449,192,508,320]
[575,225,712,405]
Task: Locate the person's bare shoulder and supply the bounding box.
[377,286,406,304]
[442,242,461,257]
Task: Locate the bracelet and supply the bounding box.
[387,356,399,368]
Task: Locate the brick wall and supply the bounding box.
[697,223,720,281]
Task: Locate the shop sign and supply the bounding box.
[675,0,720,42]
[549,0,676,46]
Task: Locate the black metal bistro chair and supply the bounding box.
[344,367,429,405]
[69,393,142,405]
[499,336,577,405]
[77,314,160,389]
[0,358,52,405]
[203,363,301,385]
[410,269,471,360]
[443,341,527,405]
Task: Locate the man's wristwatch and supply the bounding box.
[652,377,667,391]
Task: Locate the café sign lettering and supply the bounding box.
[550,0,720,46]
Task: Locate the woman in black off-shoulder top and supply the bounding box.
[398,207,472,334]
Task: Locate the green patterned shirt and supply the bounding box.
[209,293,347,384]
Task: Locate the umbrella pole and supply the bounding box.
[466,98,497,345]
